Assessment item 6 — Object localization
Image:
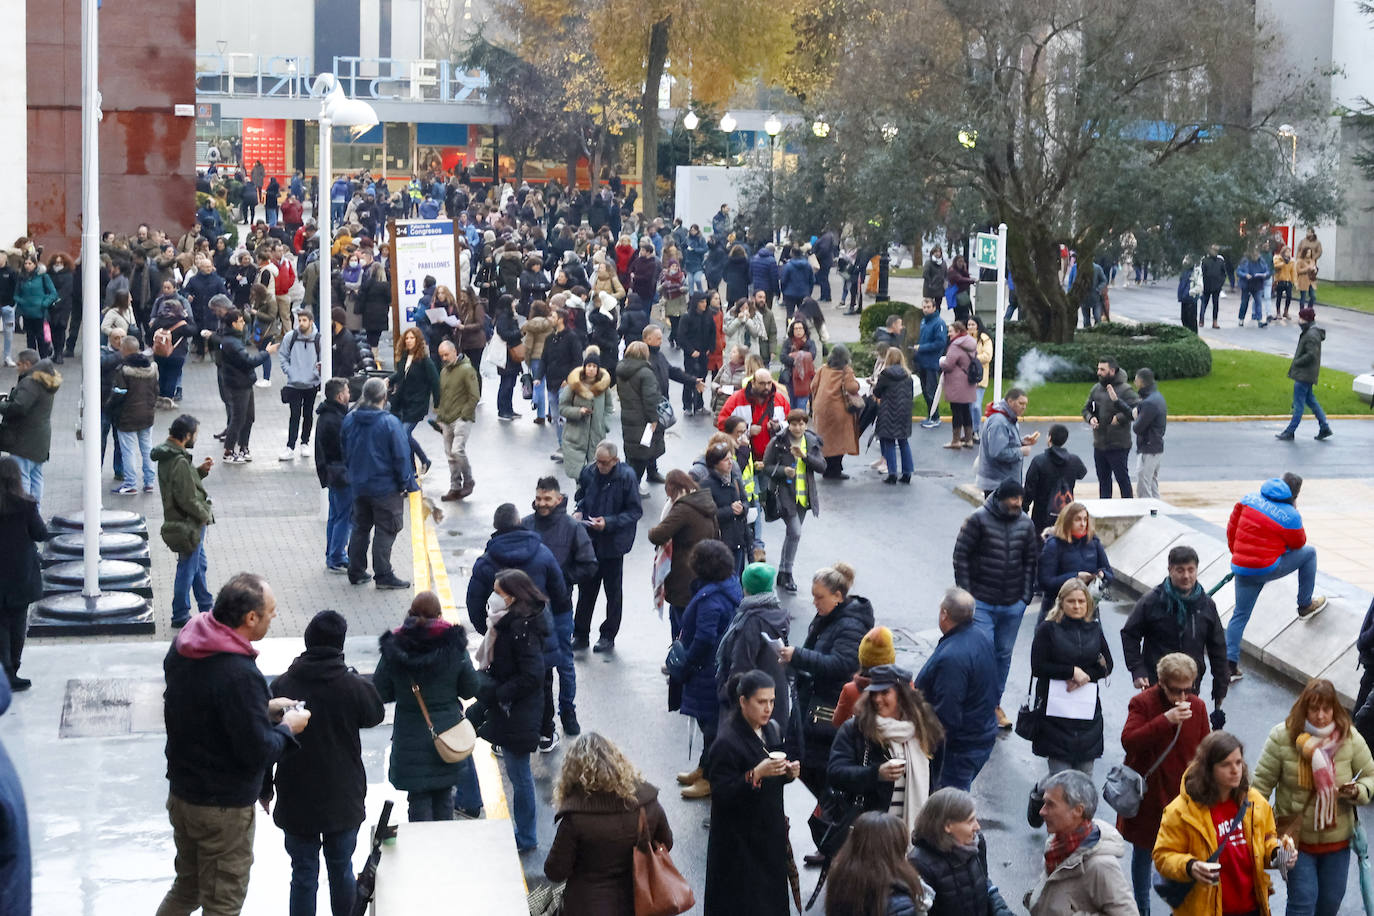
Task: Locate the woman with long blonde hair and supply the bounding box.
[1027,578,1114,777]
[543,733,673,915]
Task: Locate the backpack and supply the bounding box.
[966,354,984,386]
[1048,476,1075,521]
[152,321,185,358]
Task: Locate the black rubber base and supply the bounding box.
[29,590,154,636]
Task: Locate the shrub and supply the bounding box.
[857,300,921,340]
[849,341,877,378]
[1001,322,1212,382]
[196,192,239,249]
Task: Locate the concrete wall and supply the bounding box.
[28,0,196,257]
[196,0,314,61]
[0,0,27,244]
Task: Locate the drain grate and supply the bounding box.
[59,678,165,738]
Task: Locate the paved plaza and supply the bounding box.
[2,290,1372,913]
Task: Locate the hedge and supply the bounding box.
[857,300,921,340]
[1001,322,1211,382]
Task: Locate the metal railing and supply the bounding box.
[195,54,490,103]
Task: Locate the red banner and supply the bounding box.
[242,119,288,182]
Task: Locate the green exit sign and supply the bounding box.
[976,233,999,268]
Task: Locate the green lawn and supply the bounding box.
[890,267,920,278]
[1318,282,1374,315]
[1010,350,1369,417]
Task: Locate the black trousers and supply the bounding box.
[1094,447,1133,499]
[223,386,255,453]
[348,492,404,580]
[682,354,708,410]
[283,387,318,449]
[0,596,30,678]
[1180,297,1198,333]
[573,556,624,641]
[1199,289,1220,323]
[918,367,941,419]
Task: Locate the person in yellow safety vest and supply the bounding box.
[723,415,767,562]
[761,409,825,593]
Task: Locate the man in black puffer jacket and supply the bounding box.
[953,478,1037,728]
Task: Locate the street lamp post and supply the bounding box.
[764,114,781,244]
[875,122,899,302]
[683,109,698,165]
[311,74,378,385]
[1277,123,1297,174]
[719,112,736,166]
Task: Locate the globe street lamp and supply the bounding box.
[958,129,978,149]
[682,109,698,163]
[812,119,831,138]
[1277,123,1297,174]
[312,73,379,383]
[719,112,737,165]
[764,114,782,243]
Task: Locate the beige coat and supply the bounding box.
[809,364,859,457]
[1024,819,1136,916]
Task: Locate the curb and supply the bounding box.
[919,414,1374,424]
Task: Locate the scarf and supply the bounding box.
[1044,820,1096,876]
[1163,579,1203,630]
[1297,720,1343,830]
[474,602,511,671]
[875,716,926,841]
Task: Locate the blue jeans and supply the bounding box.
[552,610,576,713]
[792,394,809,414]
[1130,844,1152,916]
[530,358,547,419]
[102,412,125,479]
[266,207,279,228]
[934,742,994,791]
[880,438,913,476]
[1227,546,1317,662]
[172,528,212,621]
[688,269,706,292]
[972,600,1026,697]
[1,305,13,360]
[497,368,517,416]
[283,829,357,916]
[326,485,352,567]
[1286,845,1350,916]
[452,757,484,816]
[10,455,43,506]
[504,751,537,849]
[1283,382,1329,434]
[155,354,186,399]
[117,427,156,487]
[1299,286,1316,306]
[331,201,346,223]
[1240,287,1263,321]
[402,420,430,468]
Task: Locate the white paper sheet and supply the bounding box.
[424,307,449,324]
[1045,680,1098,720]
[773,406,786,424]
[639,424,655,447]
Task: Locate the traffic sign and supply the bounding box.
[976,232,999,269]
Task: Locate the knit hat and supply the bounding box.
[331,306,347,325]
[493,503,522,533]
[741,562,777,596]
[858,626,896,669]
[583,350,601,369]
[304,609,347,651]
[992,479,1025,501]
[1299,306,1316,322]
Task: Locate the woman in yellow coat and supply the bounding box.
[1154,731,1292,916]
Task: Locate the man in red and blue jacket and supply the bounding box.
[1224,472,1326,679]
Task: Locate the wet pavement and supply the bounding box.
[3,295,1371,913]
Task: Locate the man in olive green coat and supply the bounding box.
[152,414,215,627]
[435,340,479,501]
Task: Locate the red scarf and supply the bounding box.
[1044,821,1095,875]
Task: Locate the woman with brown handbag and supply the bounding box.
[373,591,483,822]
[543,733,675,915]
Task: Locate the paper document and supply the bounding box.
[773,406,786,424]
[639,424,656,448]
[1045,680,1097,720]
[424,307,449,324]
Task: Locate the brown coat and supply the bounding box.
[940,333,978,404]
[647,488,720,607]
[544,782,673,916]
[809,364,859,457]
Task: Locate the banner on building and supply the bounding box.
[389,219,460,344]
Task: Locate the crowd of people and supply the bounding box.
[0,165,1363,916]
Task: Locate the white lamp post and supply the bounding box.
[682,110,698,163]
[719,112,736,165]
[764,115,782,243]
[79,0,102,596]
[311,74,378,384]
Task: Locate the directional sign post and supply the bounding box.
[984,225,1009,401]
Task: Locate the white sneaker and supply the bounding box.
[639,480,650,498]
[2,358,14,367]
[255,379,271,388]
[299,444,311,459]
[278,447,295,461]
